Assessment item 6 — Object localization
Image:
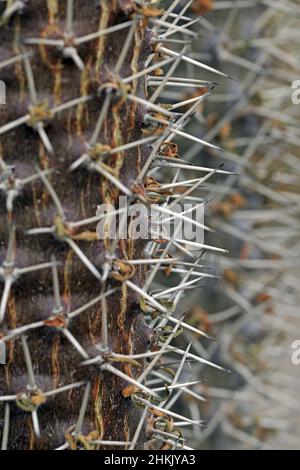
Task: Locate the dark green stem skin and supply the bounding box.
[0,0,154,450]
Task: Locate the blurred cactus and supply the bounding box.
[172,0,300,450]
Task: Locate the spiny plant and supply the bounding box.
[0,0,232,450]
[164,0,300,450]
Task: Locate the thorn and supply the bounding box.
[160,202,206,224]
[125,258,180,266]
[90,440,134,447]
[149,76,214,86]
[147,80,210,89]
[4,225,16,267]
[168,12,193,22]
[63,47,85,70]
[31,410,41,439]
[1,1,25,23]
[66,0,74,36]
[159,177,206,190]
[43,382,85,399]
[155,161,232,175]
[62,328,90,360]
[90,95,112,146]
[152,38,191,45]
[100,283,108,351]
[109,350,170,361]
[169,0,194,28]
[146,114,221,151]
[90,161,132,196]
[65,238,102,281]
[0,115,30,135]
[75,20,134,46]
[67,287,119,320]
[69,207,126,229]
[21,336,36,390]
[69,153,89,172]
[150,18,197,38]
[161,18,201,40]
[152,276,204,299]
[1,404,10,450]
[0,51,33,71]
[23,51,38,104]
[17,260,60,276]
[53,95,93,114]
[115,19,137,74]
[24,38,63,47]
[158,268,216,279]
[123,57,175,85]
[0,395,17,403]
[74,382,91,434]
[126,94,175,118]
[150,427,186,444]
[158,0,182,26]
[149,46,189,103]
[108,136,157,156]
[125,280,168,313]
[51,256,63,314]
[36,122,54,155]
[137,313,187,384]
[153,204,212,233]
[168,237,228,254]
[0,278,11,323]
[129,406,149,450]
[159,47,231,79]
[166,342,193,401]
[101,363,159,398]
[25,227,55,236]
[161,314,216,341]
[36,166,64,217]
[168,345,230,372]
[136,395,205,427]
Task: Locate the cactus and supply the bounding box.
[0,0,233,450]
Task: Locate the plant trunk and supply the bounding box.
[0,0,153,450]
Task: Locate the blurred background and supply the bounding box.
[151,0,300,449]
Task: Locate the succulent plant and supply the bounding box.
[0,0,233,450]
[2,0,298,452]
